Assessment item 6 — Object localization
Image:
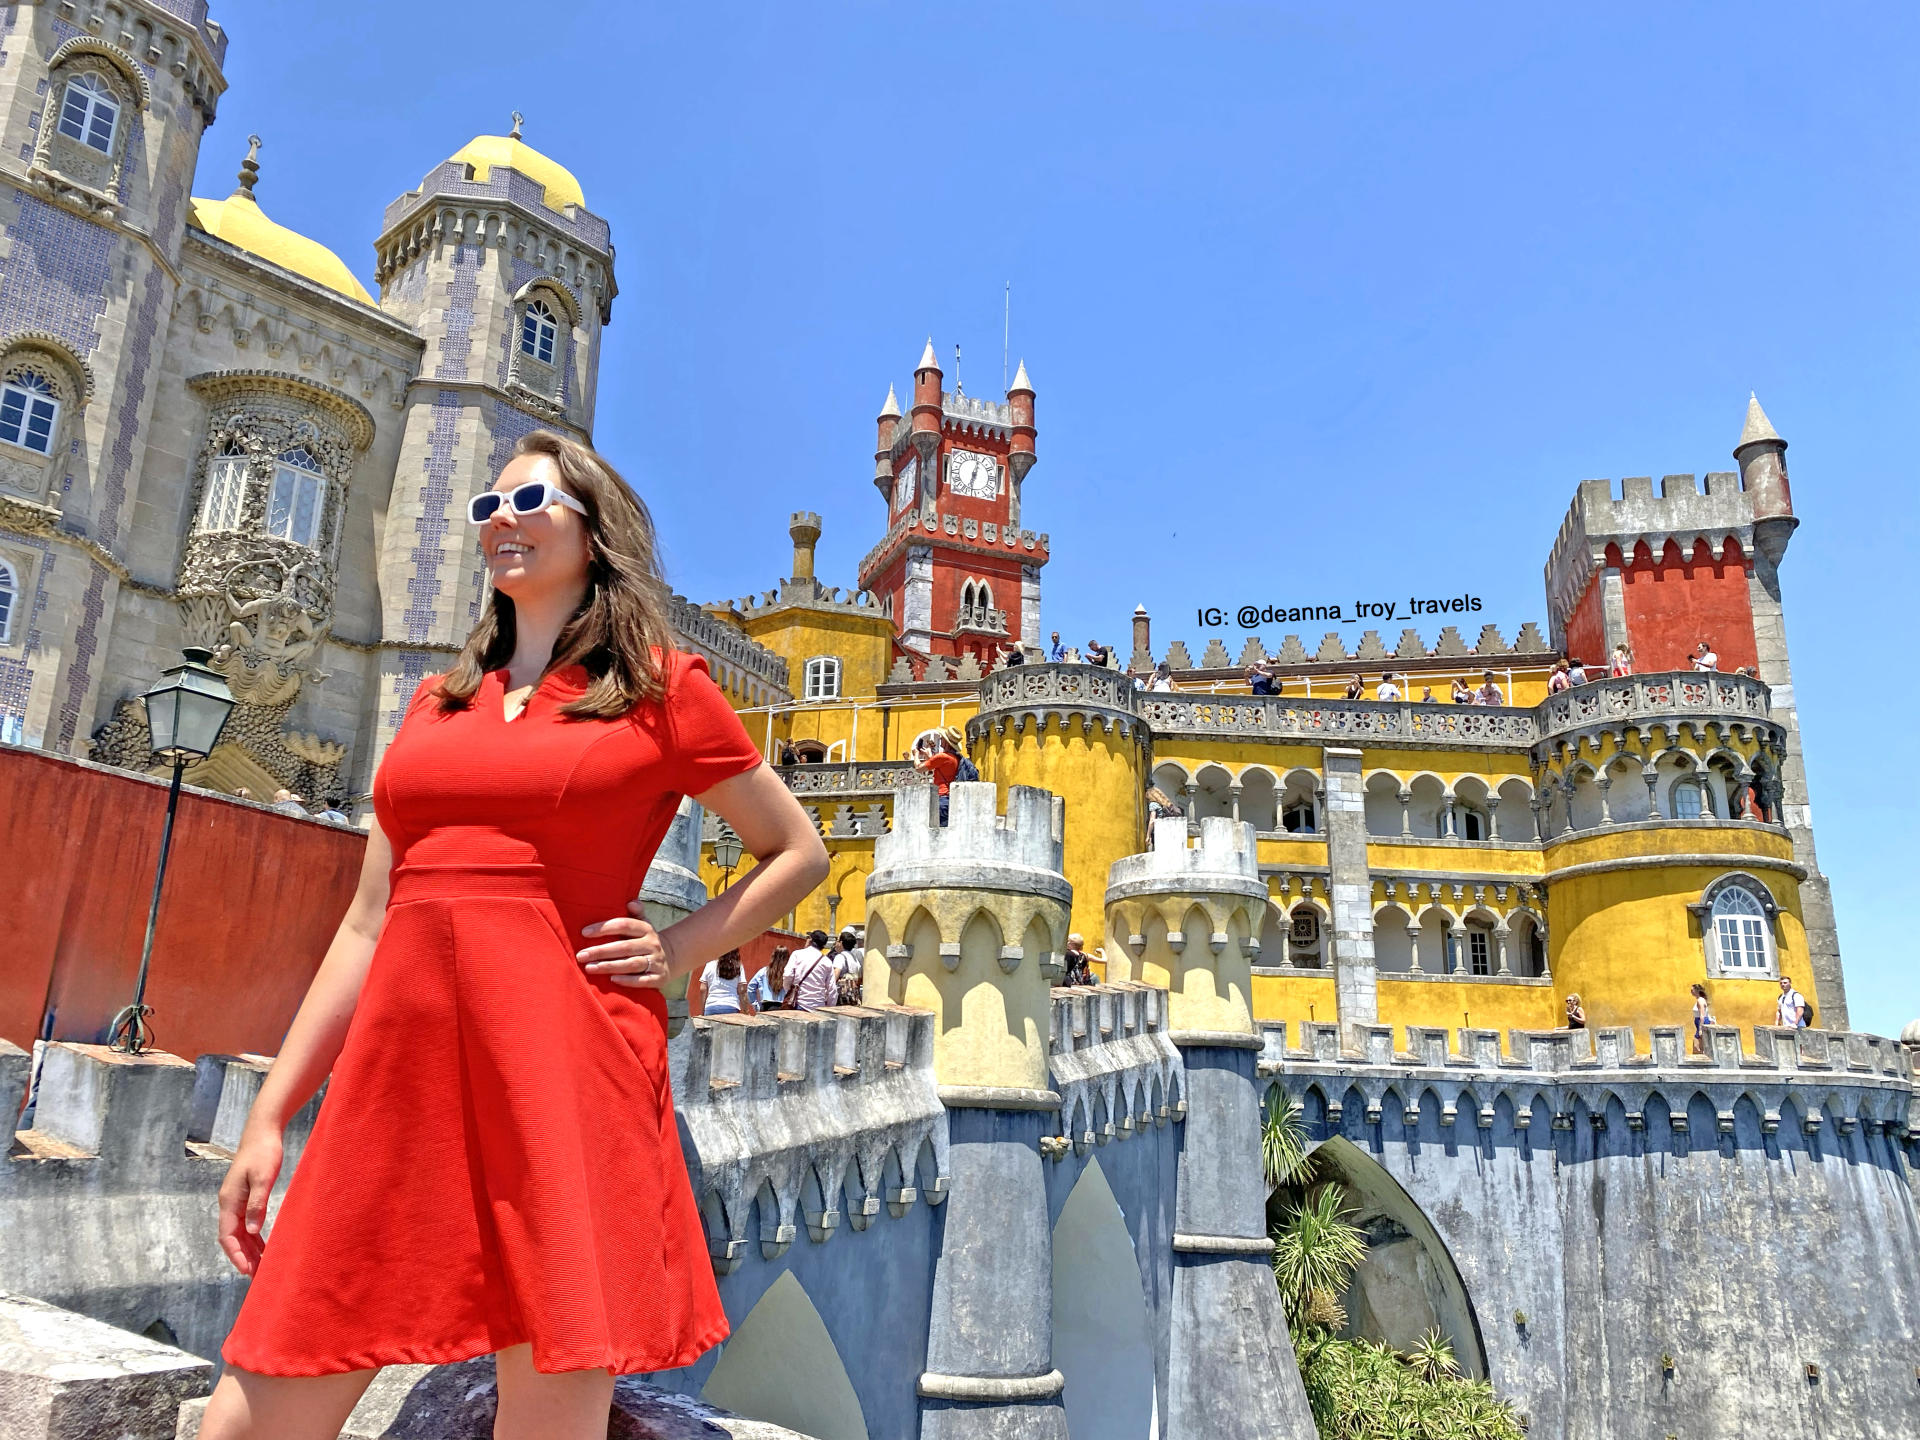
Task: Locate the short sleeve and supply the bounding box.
[662,652,764,795]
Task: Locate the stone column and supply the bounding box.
[1104,817,1317,1440]
[1323,747,1378,1027]
[864,782,1073,1440]
[639,798,709,1041]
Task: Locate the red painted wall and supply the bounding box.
[0,746,364,1061]
[1561,571,1608,670]
[1616,538,1758,673]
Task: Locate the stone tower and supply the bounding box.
[0,2,226,750]
[1542,396,1844,1023]
[863,781,1074,1439]
[858,342,1048,667]
[1104,816,1319,1440]
[366,124,615,747]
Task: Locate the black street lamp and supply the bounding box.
[109,647,236,1054]
[712,821,744,893]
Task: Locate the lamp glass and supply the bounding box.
[142,651,236,760]
[713,829,743,871]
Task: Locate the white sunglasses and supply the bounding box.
[467,479,588,525]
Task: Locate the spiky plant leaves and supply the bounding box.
[1262,1085,1315,1189]
[1271,1182,1367,1327]
[1405,1326,1460,1383]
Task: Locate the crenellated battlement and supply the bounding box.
[1044,983,1186,1159]
[868,782,1067,902]
[1106,816,1264,901]
[673,1006,948,1273]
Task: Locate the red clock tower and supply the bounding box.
[856,340,1048,668]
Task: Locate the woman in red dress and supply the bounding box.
[199,432,830,1439]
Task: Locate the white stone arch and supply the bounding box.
[1405,772,1447,839]
[1051,1156,1156,1440]
[1191,762,1235,821]
[1458,906,1500,975]
[1506,908,1548,977]
[1565,761,1604,830]
[701,1270,869,1440]
[1257,900,1289,967]
[46,36,154,109]
[1372,902,1415,974]
[1363,769,1405,837]
[1597,752,1648,824]
[1284,898,1329,969]
[1279,765,1321,833]
[1237,763,1280,832]
[1450,775,1494,841]
[1493,776,1534,841]
[1692,871,1781,979]
[1416,903,1457,975]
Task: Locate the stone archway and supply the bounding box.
[701,1270,869,1440]
[1051,1157,1157,1439]
[1309,1135,1488,1379]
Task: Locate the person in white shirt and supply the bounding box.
[699,949,747,1016]
[834,928,865,1004]
[1691,640,1718,672]
[1474,670,1504,707]
[1374,674,1401,701]
[1776,975,1808,1029]
[785,931,838,1011]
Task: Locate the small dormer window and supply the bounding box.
[0,372,60,454]
[199,441,249,531]
[58,72,119,154]
[520,300,557,365]
[803,656,842,701]
[266,446,325,548]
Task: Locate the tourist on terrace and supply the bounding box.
[1001,643,1026,667]
[1049,630,1067,662]
[1344,675,1365,699]
[1548,660,1572,694]
[1566,657,1589,685]
[786,931,839,1011]
[1690,983,1715,1054]
[1062,934,1095,987]
[1146,785,1185,823]
[1777,976,1809,1029]
[1611,643,1632,677]
[1248,661,1276,695]
[835,929,864,1005]
[271,787,308,818]
[1150,660,1176,691]
[1375,673,1401,700]
[1565,993,1588,1029]
[700,949,747,1016]
[204,428,829,1436]
[747,947,790,1012]
[1691,639,1718,671]
[913,731,960,823]
[1084,638,1112,667]
[1475,670,1505,706]
[1451,676,1474,704]
[1419,686,1434,702]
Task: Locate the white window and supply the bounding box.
[0,372,60,454]
[520,300,557,365]
[57,72,119,154]
[0,558,15,644]
[266,446,325,548]
[1467,929,1491,975]
[1459,808,1487,841]
[1671,778,1708,819]
[1282,801,1316,834]
[1711,886,1772,972]
[199,444,248,530]
[803,656,841,701]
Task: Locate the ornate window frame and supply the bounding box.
[1688,872,1780,979]
[0,537,43,662]
[802,655,842,701]
[506,277,580,416]
[0,336,92,505]
[31,39,151,209]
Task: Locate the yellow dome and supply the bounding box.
[188,192,373,304]
[448,134,585,213]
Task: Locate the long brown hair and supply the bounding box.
[765,947,790,993]
[435,430,674,718]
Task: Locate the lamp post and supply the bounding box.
[108,647,235,1054]
[712,822,744,894]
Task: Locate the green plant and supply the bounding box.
[1405,1327,1460,1383]
[1262,1085,1316,1189]
[1294,1330,1525,1440]
[1271,1182,1367,1328]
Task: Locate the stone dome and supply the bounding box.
[1901,1018,1920,1046]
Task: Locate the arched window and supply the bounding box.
[803,655,841,701]
[959,580,976,625]
[57,72,119,154]
[520,300,558,365]
[1710,886,1772,973]
[0,558,16,644]
[1458,807,1488,841]
[1465,926,1492,975]
[198,442,249,531]
[0,372,60,454]
[1671,778,1710,819]
[266,446,326,548]
[1282,800,1316,834]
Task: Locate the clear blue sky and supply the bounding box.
[197,2,1917,1035]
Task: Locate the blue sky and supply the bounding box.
[196,2,1917,1034]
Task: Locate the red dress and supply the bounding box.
[221,653,762,1376]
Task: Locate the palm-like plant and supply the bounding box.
[1262,1086,1315,1190]
[1404,1327,1459,1383]
[1271,1182,1367,1328]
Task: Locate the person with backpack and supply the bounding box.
[786,931,838,1011]
[747,948,789,1012]
[834,928,865,1006]
[942,727,979,783]
[1776,975,1811,1029]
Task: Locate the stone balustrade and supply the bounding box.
[1043,982,1185,1158]
[777,760,925,797]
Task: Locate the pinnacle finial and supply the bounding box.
[1738,392,1782,448]
[879,383,901,419]
[1010,358,1033,394]
[510,110,524,140]
[235,134,261,199]
[918,336,939,372]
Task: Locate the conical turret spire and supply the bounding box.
[1009,358,1033,394]
[879,383,901,418]
[917,337,940,372]
[1739,392,1781,447]
[234,134,262,200]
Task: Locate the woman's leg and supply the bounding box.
[493,1343,615,1440]
[196,1365,380,1440]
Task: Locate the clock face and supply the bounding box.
[893,453,918,512]
[946,448,999,500]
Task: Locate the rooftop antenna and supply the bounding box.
[954,342,963,396]
[1003,281,1010,393]
[510,110,524,140]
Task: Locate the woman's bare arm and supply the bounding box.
[217,821,394,1273]
[577,763,828,986]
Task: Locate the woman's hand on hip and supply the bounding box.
[217,1124,284,1276]
[579,901,682,988]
